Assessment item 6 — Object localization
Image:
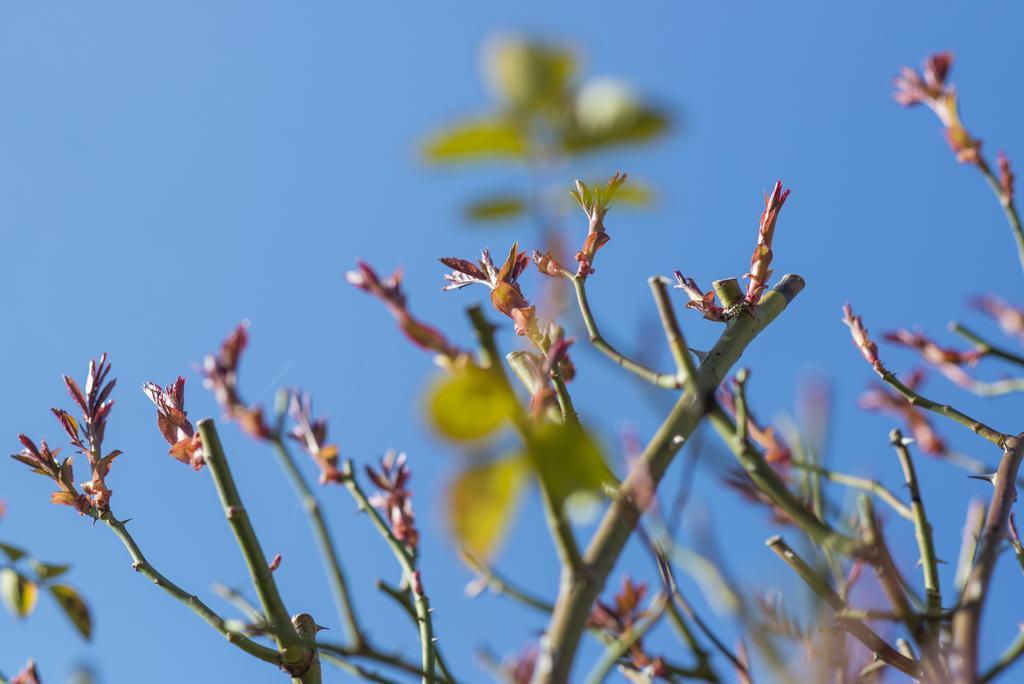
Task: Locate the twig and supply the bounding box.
[377,580,456,683]
[765,535,922,678]
[976,157,1024,274]
[459,550,554,614]
[212,582,265,624]
[950,321,1024,369]
[789,461,913,521]
[536,274,805,684]
[954,499,986,593]
[890,429,942,641]
[320,653,402,684]
[340,460,436,684]
[951,434,1024,682]
[93,510,279,665]
[982,629,1024,682]
[269,430,362,647]
[648,275,699,383]
[572,276,686,389]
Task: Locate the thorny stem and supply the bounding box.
[976,158,1024,274]
[535,274,804,684]
[340,460,436,684]
[572,275,687,389]
[876,368,1008,447]
[198,420,304,670]
[268,431,362,648]
[376,580,456,683]
[92,510,280,665]
[950,321,1024,369]
[890,429,943,642]
[765,535,922,678]
[583,596,667,684]
[954,499,986,593]
[951,434,1024,683]
[789,461,913,521]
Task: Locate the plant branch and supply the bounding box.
[459,550,554,614]
[890,429,942,641]
[269,430,362,648]
[535,274,805,684]
[340,460,436,684]
[789,461,913,521]
[649,275,699,383]
[583,596,667,684]
[950,321,1024,369]
[765,535,922,678]
[976,157,1024,274]
[572,275,686,389]
[198,420,300,664]
[951,434,1024,682]
[92,509,280,665]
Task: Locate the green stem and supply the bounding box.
[765,535,921,678]
[788,461,913,521]
[890,430,942,641]
[198,420,298,658]
[376,580,456,683]
[977,158,1024,274]
[572,276,686,389]
[955,499,986,593]
[92,510,279,665]
[950,321,1024,369]
[536,274,806,684]
[876,368,1008,447]
[649,275,699,382]
[459,550,554,613]
[340,460,436,684]
[269,433,362,647]
[982,630,1024,682]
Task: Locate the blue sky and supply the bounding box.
[2,2,1024,682]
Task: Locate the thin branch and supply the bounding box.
[459,550,554,614]
[212,582,265,624]
[377,580,456,683]
[269,430,362,647]
[536,274,805,684]
[976,157,1024,274]
[572,275,686,389]
[951,434,1024,681]
[320,653,402,684]
[765,535,922,678]
[982,629,1024,682]
[890,429,942,641]
[789,461,913,521]
[648,275,699,383]
[340,460,436,684]
[92,510,279,665]
[955,499,986,593]
[950,321,1024,369]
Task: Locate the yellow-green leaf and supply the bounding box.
[30,560,71,580]
[49,584,92,640]
[422,118,527,163]
[564,106,670,154]
[484,36,576,111]
[527,422,617,508]
[1,568,38,618]
[0,542,27,562]
[464,195,528,223]
[428,366,517,441]
[448,456,529,558]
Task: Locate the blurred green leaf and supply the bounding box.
[564,106,670,154]
[527,422,617,508]
[30,560,71,580]
[1,567,38,618]
[0,542,27,563]
[423,118,527,163]
[484,36,575,111]
[428,366,517,440]
[49,584,92,640]
[577,179,655,208]
[464,194,528,223]
[448,456,529,558]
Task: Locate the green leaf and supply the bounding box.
[1,567,38,618]
[526,422,617,508]
[49,584,92,640]
[30,560,71,580]
[484,37,576,111]
[0,542,27,562]
[464,194,528,223]
[448,456,529,559]
[422,118,527,163]
[564,106,670,154]
[428,366,517,441]
[574,179,655,209]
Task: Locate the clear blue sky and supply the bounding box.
[2,2,1024,682]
